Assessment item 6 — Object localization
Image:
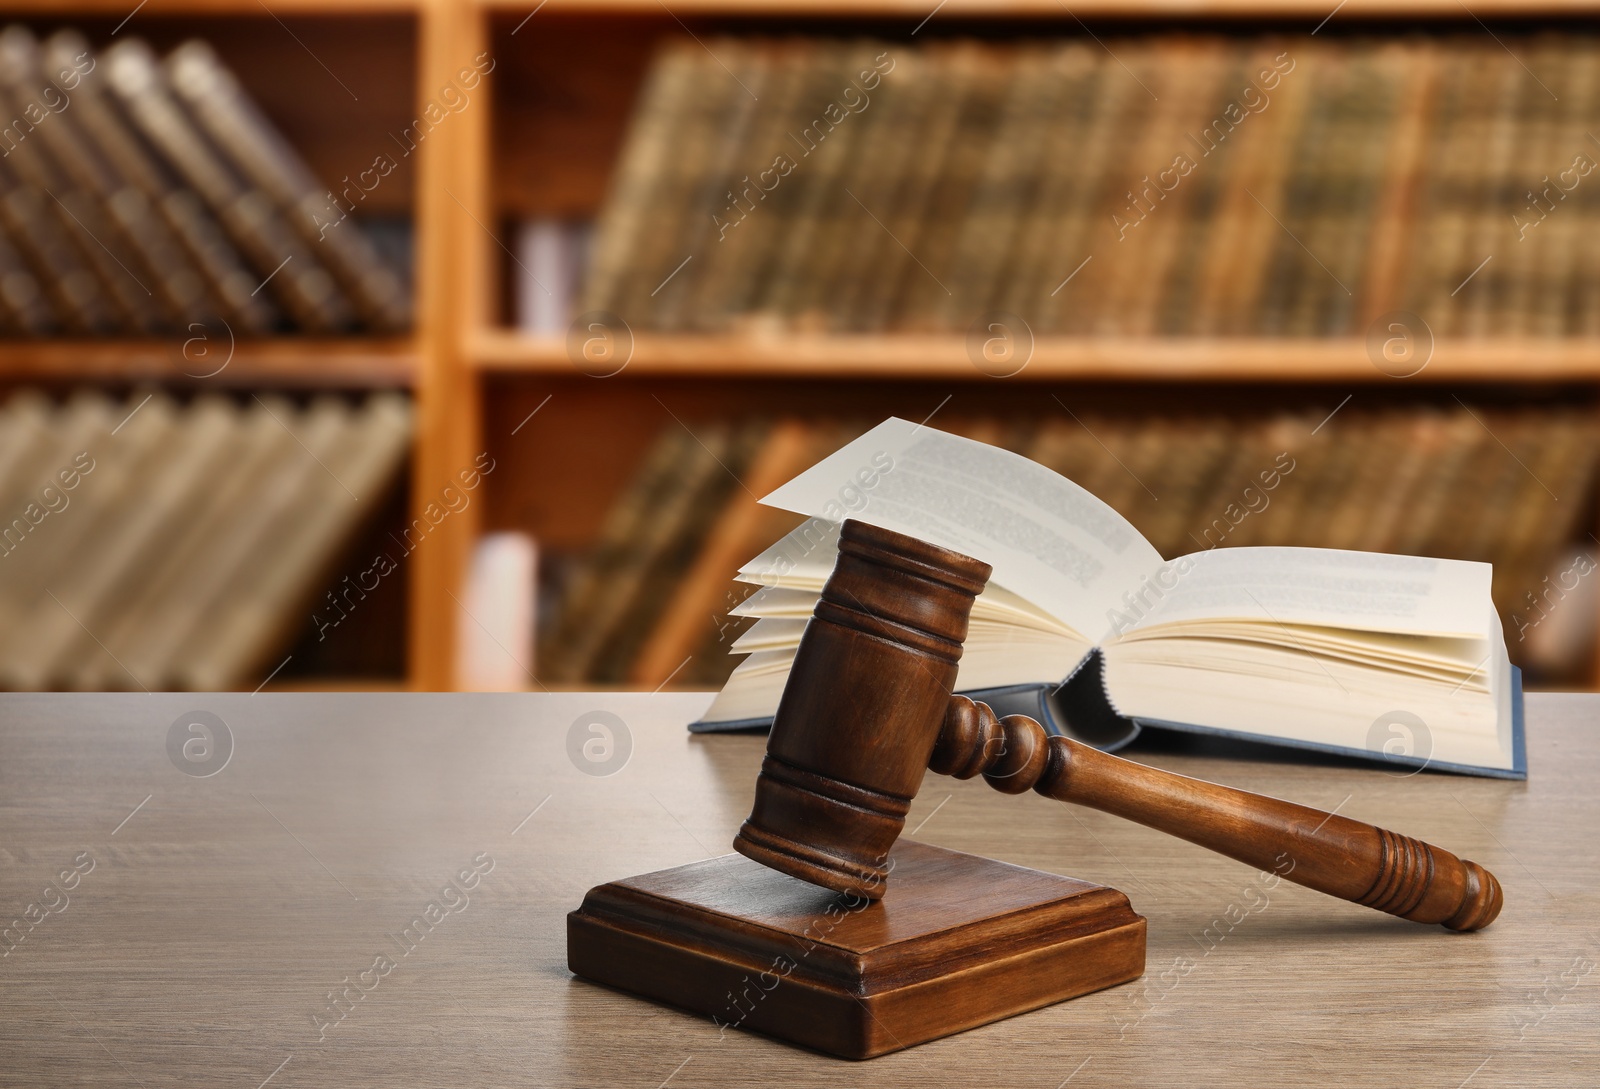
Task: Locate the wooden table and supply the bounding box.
[1,692,1595,1087]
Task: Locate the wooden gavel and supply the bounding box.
[733,519,1503,932]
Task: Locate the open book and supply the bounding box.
[693,418,1525,779]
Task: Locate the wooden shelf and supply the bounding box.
[0,338,416,387]
[0,0,415,13]
[471,331,1600,383]
[498,0,1600,15]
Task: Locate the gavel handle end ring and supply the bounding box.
[1442,859,1503,932]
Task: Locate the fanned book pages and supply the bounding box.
[693,418,1526,779]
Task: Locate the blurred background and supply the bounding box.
[0,0,1595,694]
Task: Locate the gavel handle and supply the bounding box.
[931,697,1503,932]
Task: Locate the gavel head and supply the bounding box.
[732,519,992,899]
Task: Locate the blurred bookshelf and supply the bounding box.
[0,3,420,689]
[4,0,1600,693]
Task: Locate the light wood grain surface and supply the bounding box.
[1,692,1594,1087]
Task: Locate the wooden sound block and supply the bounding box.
[567,839,1146,1059]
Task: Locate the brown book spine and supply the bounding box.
[0,223,59,333]
[45,32,277,334]
[1455,50,1523,339]
[539,426,695,683]
[579,41,701,323]
[3,26,225,331]
[1357,41,1436,333]
[908,45,1015,330]
[0,153,121,333]
[651,40,769,332]
[102,39,355,332]
[1039,48,1141,334]
[758,44,884,328]
[166,41,410,331]
[1109,39,1232,338]
[618,44,737,328]
[843,42,978,333]
[1262,42,1347,336]
[1145,43,1249,337]
[689,39,807,331]
[1003,43,1103,333]
[931,43,1039,330]
[1186,39,1311,336]
[1312,43,1407,336]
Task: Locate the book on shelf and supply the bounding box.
[457,531,538,691]
[575,31,1598,337]
[691,418,1526,779]
[513,219,591,336]
[0,388,412,691]
[537,419,772,684]
[0,24,408,337]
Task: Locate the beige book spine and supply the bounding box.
[175,394,412,691]
[0,392,170,690]
[0,394,113,673]
[162,398,343,687]
[38,397,238,688]
[96,400,300,689]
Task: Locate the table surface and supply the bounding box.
[1,692,1595,1089]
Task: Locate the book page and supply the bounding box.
[1123,546,1493,638]
[759,418,1162,636]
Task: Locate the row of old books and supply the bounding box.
[0,26,408,336]
[538,405,1600,688]
[578,33,1600,337]
[0,388,411,690]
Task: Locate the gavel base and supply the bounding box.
[567,839,1146,1059]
